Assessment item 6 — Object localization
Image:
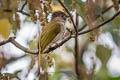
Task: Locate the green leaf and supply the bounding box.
[111,32,120,45]
[75,0,85,20]
[94,67,111,80]
[112,17,120,29]
[96,45,112,66]
[64,0,72,11]
[95,4,103,20]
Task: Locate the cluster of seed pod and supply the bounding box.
[45,54,53,67]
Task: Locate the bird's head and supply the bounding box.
[51,11,68,22]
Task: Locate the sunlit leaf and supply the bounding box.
[52,5,64,12]
[0,19,12,38]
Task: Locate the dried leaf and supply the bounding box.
[28,0,37,22]
[85,0,100,41]
[45,54,53,67]
[13,13,20,32]
[112,0,119,11]
[0,0,19,33]
[0,19,12,38]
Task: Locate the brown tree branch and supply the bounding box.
[10,38,37,54]
[44,35,72,53]
[0,37,37,55]
[0,37,13,45]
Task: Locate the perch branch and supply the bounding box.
[0,37,37,54]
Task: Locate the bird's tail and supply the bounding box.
[38,52,42,70]
[38,38,42,71]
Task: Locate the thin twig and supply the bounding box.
[17,0,30,16]
[3,9,30,16]
[17,10,30,16]
[20,0,27,11]
[58,0,77,33]
[78,24,87,32]
[74,12,80,78]
[78,10,120,35]
[78,5,113,32]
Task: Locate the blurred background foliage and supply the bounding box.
[0,0,120,80]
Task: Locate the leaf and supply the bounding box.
[10,0,18,12]
[64,0,72,11]
[0,19,12,38]
[96,45,112,66]
[60,69,78,80]
[112,17,120,29]
[64,0,85,20]
[0,0,19,34]
[111,31,120,46]
[112,0,119,11]
[104,17,120,45]
[75,0,85,20]
[95,5,103,20]
[28,0,37,22]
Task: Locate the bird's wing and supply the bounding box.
[40,21,61,52]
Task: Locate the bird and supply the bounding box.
[38,11,68,70]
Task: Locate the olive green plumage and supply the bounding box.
[38,11,67,71]
[39,21,61,52]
